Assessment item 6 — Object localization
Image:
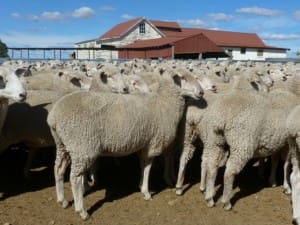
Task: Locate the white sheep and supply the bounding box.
[0,62,135,180]
[198,73,300,211]
[0,66,27,103]
[22,70,91,91]
[286,103,300,225]
[174,72,273,195]
[47,72,203,220]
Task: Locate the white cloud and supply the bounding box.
[178,19,208,28]
[208,13,234,22]
[236,7,282,17]
[100,5,116,11]
[11,13,22,19]
[294,10,300,20]
[72,7,96,19]
[121,14,135,20]
[261,33,300,41]
[41,11,65,22]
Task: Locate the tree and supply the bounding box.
[0,39,9,58]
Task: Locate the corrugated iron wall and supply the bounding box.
[119,46,172,59]
[175,34,222,54]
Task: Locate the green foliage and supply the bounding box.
[0,39,9,58]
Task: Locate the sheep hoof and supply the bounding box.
[283,188,292,195]
[79,211,90,220]
[175,188,183,196]
[61,199,69,209]
[199,186,205,193]
[206,198,215,208]
[223,202,232,211]
[143,193,152,201]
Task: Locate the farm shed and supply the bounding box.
[76,17,289,61]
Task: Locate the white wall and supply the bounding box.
[223,47,287,61]
[101,20,162,47]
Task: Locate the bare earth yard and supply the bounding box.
[0,148,292,225]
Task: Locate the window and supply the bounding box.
[257,49,263,57]
[139,22,145,33]
[240,48,246,54]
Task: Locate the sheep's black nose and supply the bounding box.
[19,93,27,101]
[123,87,129,93]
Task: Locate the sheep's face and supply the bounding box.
[100,72,129,94]
[256,71,274,88]
[0,66,27,102]
[197,77,217,93]
[173,74,204,100]
[268,69,287,82]
[126,75,150,93]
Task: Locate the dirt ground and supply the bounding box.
[0,148,293,225]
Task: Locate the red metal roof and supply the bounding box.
[197,29,266,48]
[100,17,143,39]
[149,20,181,30]
[162,28,267,48]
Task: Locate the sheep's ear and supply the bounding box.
[172,74,182,87]
[15,68,26,77]
[70,77,81,87]
[97,64,104,69]
[57,71,64,77]
[100,72,108,83]
[250,81,259,91]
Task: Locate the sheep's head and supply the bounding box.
[172,73,204,100]
[0,66,27,102]
[126,75,150,93]
[99,71,129,94]
[249,73,271,92]
[197,76,217,93]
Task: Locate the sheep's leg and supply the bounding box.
[139,157,154,200]
[269,154,279,187]
[283,156,291,195]
[201,149,228,193]
[199,157,207,192]
[204,145,224,208]
[289,137,300,224]
[222,153,250,211]
[70,171,89,220]
[281,149,292,195]
[54,152,70,209]
[176,145,195,195]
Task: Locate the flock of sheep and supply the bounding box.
[0,58,300,223]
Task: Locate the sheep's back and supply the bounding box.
[48,90,183,157]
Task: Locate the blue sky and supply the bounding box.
[1,0,300,57]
